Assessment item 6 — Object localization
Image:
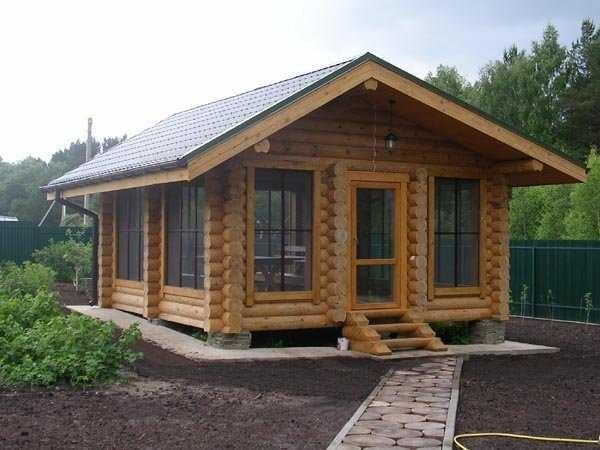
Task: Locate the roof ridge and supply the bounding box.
[166,56,359,120]
[80,56,360,165]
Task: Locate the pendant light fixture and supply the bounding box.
[384,99,398,151]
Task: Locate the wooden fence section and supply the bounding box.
[0,221,91,264]
[510,240,600,324]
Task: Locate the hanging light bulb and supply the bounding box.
[384,99,398,151]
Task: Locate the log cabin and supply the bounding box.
[43,53,586,355]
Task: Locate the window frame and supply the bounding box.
[164,180,205,290]
[246,163,320,305]
[115,189,144,282]
[428,176,486,298]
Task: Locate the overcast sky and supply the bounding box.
[1,0,599,163]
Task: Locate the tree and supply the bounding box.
[509,187,545,239]
[425,65,474,102]
[473,25,567,149]
[0,135,126,225]
[560,20,600,163]
[565,149,600,239]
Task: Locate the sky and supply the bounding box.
[0,0,599,163]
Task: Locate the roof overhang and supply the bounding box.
[45,53,586,200]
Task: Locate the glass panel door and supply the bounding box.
[351,181,404,309]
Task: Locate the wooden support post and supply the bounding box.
[98,192,115,308]
[143,187,162,318]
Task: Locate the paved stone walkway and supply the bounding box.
[332,358,458,450]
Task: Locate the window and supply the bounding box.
[166,181,205,289]
[254,169,312,292]
[434,178,479,287]
[116,189,143,281]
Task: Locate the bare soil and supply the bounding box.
[0,285,418,449]
[456,318,600,449]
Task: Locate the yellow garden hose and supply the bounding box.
[453,432,600,449]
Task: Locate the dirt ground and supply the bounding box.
[456,318,600,449]
[0,284,418,450]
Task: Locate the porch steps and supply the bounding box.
[342,311,447,356]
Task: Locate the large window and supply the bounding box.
[434,178,479,287]
[254,169,312,292]
[166,181,205,289]
[116,189,143,281]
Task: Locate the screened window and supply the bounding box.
[435,178,479,287]
[166,182,205,289]
[254,169,312,292]
[116,189,143,281]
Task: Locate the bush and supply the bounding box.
[0,291,141,387]
[431,322,472,345]
[33,236,91,284]
[0,261,56,296]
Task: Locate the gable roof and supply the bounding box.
[44,57,358,190]
[44,52,586,194]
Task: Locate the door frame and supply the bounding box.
[347,171,409,311]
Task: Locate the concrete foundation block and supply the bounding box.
[470,320,505,344]
[207,331,252,350]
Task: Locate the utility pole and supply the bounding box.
[83,117,93,225]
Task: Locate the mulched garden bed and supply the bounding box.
[456,318,600,449]
[0,286,418,450]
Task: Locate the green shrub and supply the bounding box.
[0,291,142,387]
[431,322,472,345]
[33,237,91,284]
[0,290,61,331]
[0,262,56,296]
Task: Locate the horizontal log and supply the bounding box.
[428,297,492,310]
[490,159,543,174]
[424,308,492,322]
[243,302,328,318]
[162,293,204,306]
[158,301,204,319]
[112,291,144,306]
[242,314,329,331]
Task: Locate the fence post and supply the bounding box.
[530,245,536,317]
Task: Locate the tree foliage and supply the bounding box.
[0,136,125,225]
[429,21,600,240]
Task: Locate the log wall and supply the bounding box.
[221,163,245,333]
[143,186,161,319]
[98,192,114,308]
[100,95,514,332]
[485,175,510,320]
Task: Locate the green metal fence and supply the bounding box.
[0,221,91,264]
[510,240,600,324]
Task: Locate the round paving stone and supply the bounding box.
[360,411,382,420]
[391,401,429,409]
[394,370,419,375]
[405,421,445,431]
[416,396,449,403]
[423,427,446,437]
[382,413,426,424]
[357,420,399,430]
[343,435,396,447]
[371,400,390,407]
[347,425,371,435]
[368,406,412,415]
[396,437,443,447]
[429,402,450,409]
[412,407,447,415]
[372,427,423,439]
[426,414,448,423]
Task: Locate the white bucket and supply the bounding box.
[337,337,349,351]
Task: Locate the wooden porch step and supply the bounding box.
[381,337,433,350]
[369,322,424,334]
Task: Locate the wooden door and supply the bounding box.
[348,172,408,310]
